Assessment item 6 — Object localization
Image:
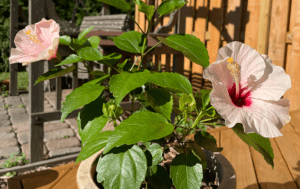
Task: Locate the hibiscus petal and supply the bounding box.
[35,19,60,48]
[240,98,290,138]
[249,54,291,101]
[216,41,266,88]
[203,58,234,90]
[9,48,36,65]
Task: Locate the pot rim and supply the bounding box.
[77,148,236,189]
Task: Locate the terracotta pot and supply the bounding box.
[77,148,236,189]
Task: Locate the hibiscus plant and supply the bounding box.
[9,0,291,189]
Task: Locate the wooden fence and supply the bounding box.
[7,0,300,169]
[136,0,300,112]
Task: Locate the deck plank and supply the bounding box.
[290,110,300,135]
[275,123,300,188]
[251,138,298,189]
[220,128,259,189]
[52,163,80,189]
[21,162,75,189]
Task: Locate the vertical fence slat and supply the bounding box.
[284,0,297,102]
[55,76,62,111]
[135,3,139,32]
[287,0,300,111]
[267,0,290,68]
[9,0,18,96]
[206,0,223,63]
[244,0,261,49]
[28,0,45,163]
[192,0,208,92]
[222,0,242,46]
[257,0,272,54]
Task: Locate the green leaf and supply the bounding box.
[146,72,193,94]
[78,26,94,43]
[109,70,150,104]
[61,85,105,122]
[59,35,71,45]
[146,143,163,166]
[55,54,84,67]
[78,115,109,144]
[87,36,101,48]
[179,93,196,113]
[97,145,147,189]
[134,0,155,21]
[194,130,223,152]
[232,123,274,168]
[104,111,174,154]
[170,152,203,189]
[157,0,187,16]
[187,143,207,171]
[147,165,171,189]
[113,31,145,53]
[158,34,209,68]
[77,47,103,61]
[117,59,128,70]
[75,131,112,163]
[35,65,75,85]
[205,106,216,117]
[82,74,110,86]
[200,89,211,109]
[144,88,173,120]
[97,0,131,12]
[98,52,122,66]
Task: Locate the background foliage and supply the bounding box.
[0,0,135,72]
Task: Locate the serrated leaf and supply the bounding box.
[134,0,155,21]
[158,34,209,68]
[104,111,174,154]
[146,72,193,94]
[55,54,84,67]
[187,143,207,171]
[82,74,110,86]
[78,26,94,43]
[35,65,75,85]
[75,131,112,163]
[97,145,147,189]
[113,31,145,53]
[87,36,101,48]
[97,0,131,12]
[157,0,187,16]
[59,35,71,45]
[147,143,163,166]
[205,106,215,117]
[78,115,109,144]
[200,89,211,109]
[144,88,173,120]
[109,70,150,104]
[194,130,223,152]
[170,152,203,189]
[232,123,274,168]
[61,84,105,122]
[78,47,103,61]
[147,165,171,189]
[98,52,122,66]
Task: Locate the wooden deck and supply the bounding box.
[7,110,300,189]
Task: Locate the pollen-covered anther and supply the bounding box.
[226,57,240,97]
[26,30,44,47]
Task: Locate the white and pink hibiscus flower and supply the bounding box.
[203,41,291,138]
[9,18,60,66]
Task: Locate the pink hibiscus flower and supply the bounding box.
[9,18,60,66]
[203,41,291,138]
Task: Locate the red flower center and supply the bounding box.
[228,83,252,107]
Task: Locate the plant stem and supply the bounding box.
[143,41,162,56]
[191,110,205,129]
[127,12,145,34]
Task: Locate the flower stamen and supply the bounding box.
[26,30,45,48]
[227,57,240,98]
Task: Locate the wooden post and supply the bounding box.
[257,0,272,54]
[72,63,78,90]
[101,3,109,15]
[9,0,18,96]
[28,0,45,163]
[55,65,62,111]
